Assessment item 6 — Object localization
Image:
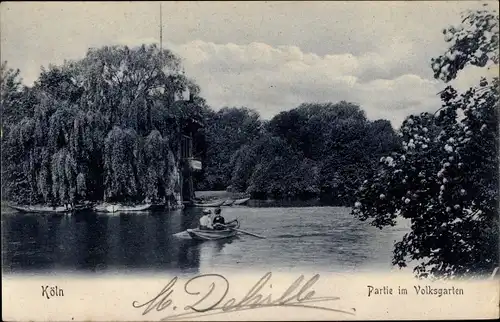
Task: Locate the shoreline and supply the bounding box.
[2,191,353,214]
[195,190,349,207]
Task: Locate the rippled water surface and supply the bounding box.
[1,206,409,275]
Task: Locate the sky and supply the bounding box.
[0,1,494,126]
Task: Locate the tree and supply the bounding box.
[103,126,139,202]
[353,5,499,278]
[1,62,33,201]
[228,143,258,192]
[139,129,178,203]
[431,5,498,82]
[1,61,27,128]
[2,44,204,205]
[227,102,399,201]
[197,107,262,190]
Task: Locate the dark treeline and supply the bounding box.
[1,41,400,207]
[1,45,206,206]
[195,103,400,205]
[0,42,401,207]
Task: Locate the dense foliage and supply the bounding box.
[352,5,499,278]
[1,44,205,205]
[195,107,262,190]
[227,102,401,203]
[3,46,399,206]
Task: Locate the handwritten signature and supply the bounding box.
[132,272,355,320]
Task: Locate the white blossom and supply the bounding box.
[385,156,394,167]
[446,51,457,61]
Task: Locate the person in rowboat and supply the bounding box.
[199,209,213,230]
[212,208,237,230]
[212,208,225,230]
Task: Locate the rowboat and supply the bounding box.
[233,197,250,205]
[222,199,235,206]
[190,199,226,207]
[8,205,72,213]
[94,203,152,213]
[186,220,240,241]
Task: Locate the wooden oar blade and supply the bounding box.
[235,228,266,239]
[230,227,266,239]
[219,222,266,239]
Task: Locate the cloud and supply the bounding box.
[169,40,444,126]
[2,2,492,127]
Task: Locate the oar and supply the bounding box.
[221,223,266,239]
[232,227,266,239]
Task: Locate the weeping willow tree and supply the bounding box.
[2,44,205,205]
[140,129,179,203]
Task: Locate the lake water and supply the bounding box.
[1,206,409,275]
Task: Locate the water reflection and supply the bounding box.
[1,207,410,274]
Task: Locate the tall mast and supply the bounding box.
[159,2,163,53]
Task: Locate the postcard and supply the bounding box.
[1,1,499,321]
